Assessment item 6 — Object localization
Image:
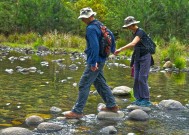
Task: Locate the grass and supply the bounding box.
[129,89,135,102]
[0,32,86,52]
[0,33,188,69]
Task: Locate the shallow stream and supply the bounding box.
[0,48,189,134]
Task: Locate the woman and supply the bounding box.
[114,16,152,107]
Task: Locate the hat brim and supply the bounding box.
[78,12,96,19]
[122,21,140,28]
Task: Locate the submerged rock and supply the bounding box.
[25,115,44,126]
[97,111,125,120]
[5,69,13,74]
[127,133,136,135]
[37,46,49,52]
[37,122,63,133]
[0,127,33,135]
[40,61,49,66]
[127,105,151,112]
[100,126,117,134]
[50,106,62,114]
[69,64,78,70]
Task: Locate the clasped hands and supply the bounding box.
[114,48,122,55]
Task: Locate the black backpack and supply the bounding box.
[140,29,156,54]
[93,21,113,57]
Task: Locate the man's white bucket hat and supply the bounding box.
[78,7,96,19]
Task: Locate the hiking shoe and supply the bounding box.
[64,111,83,119]
[138,99,152,107]
[100,105,119,113]
[131,99,143,105]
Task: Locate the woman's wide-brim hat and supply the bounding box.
[122,16,140,28]
[78,7,97,19]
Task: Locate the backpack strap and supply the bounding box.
[91,21,111,45]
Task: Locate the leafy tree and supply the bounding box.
[0,1,16,35]
[0,0,188,42]
[12,0,78,34]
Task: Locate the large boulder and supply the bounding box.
[158,99,185,110]
[163,61,173,68]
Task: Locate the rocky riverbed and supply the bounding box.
[0,45,189,135]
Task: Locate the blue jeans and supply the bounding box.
[133,53,151,100]
[72,62,116,114]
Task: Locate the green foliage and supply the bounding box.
[172,73,186,85]
[0,1,16,34]
[129,89,135,102]
[160,49,168,62]
[42,32,86,50]
[116,38,125,49]
[0,0,188,42]
[1,0,78,34]
[116,38,132,56]
[18,33,39,44]
[157,37,187,68]
[174,57,186,69]
[7,32,38,44]
[167,37,186,61]
[0,34,7,42]
[154,36,167,48]
[4,32,86,51]
[7,33,20,43]
[0,0,188,60]
[33,38,44,49]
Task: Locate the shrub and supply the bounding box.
[7,33,19,43]
[160,49,168,62]
[33,38,44,49]
[168,37,186,61]
[174,57,186,69]
[41,32,85,51]
[19,32,39,44]
[0,34,7,42]
[116,38,126,49]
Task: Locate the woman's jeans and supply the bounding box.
[72,62,116,114]
[134,53,151,100]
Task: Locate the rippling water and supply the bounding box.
[0,50,189,134]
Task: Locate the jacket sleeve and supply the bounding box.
[86,27,99,67]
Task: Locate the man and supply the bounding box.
[64,7,119,119]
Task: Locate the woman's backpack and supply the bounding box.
[140,32,156,54]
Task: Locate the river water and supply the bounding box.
[0,48,189,134]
